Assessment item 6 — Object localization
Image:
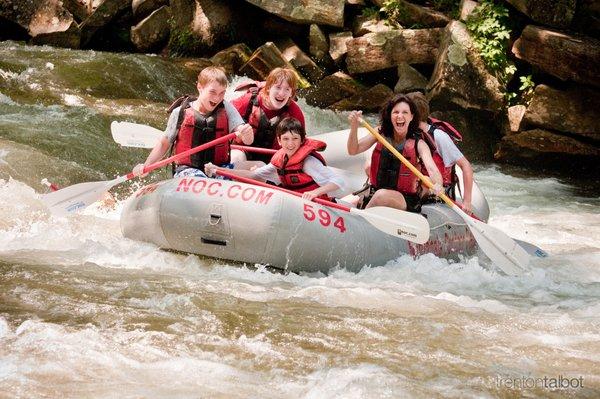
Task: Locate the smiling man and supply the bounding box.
[133,66,253,178]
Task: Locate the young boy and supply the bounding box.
[205,117,345,201]
[132,66,253,178]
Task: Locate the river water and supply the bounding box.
[1,41,599,398]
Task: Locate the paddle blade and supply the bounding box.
[457,206,531,275]
[111,121,161,148]
[41,178,120,214]
[352,206,430,244]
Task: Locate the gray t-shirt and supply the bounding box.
[164,100,244,143]
[430,126,464,167]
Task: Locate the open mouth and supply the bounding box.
[208,100,218,107]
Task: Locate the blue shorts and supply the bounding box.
[174,163,234,178]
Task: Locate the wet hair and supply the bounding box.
[379,94,421,138]
[197,66,228,87]
[406,91,429,123]
[262,67,298,102]
[275,117,305,141]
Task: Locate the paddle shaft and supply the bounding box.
[137,132,237,177]
[230,145,276,155]
[216,170,351,213]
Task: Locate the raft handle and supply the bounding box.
[209,213,222,226]
[201,237,227,246]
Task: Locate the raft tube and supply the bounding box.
[121,176,489,273]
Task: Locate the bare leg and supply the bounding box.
[230,149,247,164]
[366,188,407,210]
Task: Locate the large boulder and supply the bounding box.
[512,25,600,89]
[309,24,329,61]
[275,37,325,84]
[210,43,253,76]
[495,129,600,171]
[330,83,393,112]
[329,31,353,65]
[571,0,600,38]
[504,0,576,29]
[239,42,310,88]
[243,0,345,27]
[427,21,504,112]
[394,63,428,93]
[371,0,450,27]
[132,0,168,21]
[299,72,365,108]
[130,5,170,53]
[346,29,443,74]
[352,16,393,36]
[1,0,81,47]
[521,84,599,141]
[169,0,236,54]
[62,0,91,22]
[79,0,130,46]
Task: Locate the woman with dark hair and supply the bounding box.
[206,117,345,201]
[347,94,442,212]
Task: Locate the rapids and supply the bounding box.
[1,41,599,397]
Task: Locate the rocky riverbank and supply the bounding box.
[1,0,598,173]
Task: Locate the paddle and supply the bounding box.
[215,169,430,244]
[360,119,531,276]
[111,121,162,148]
[42,132,237,215]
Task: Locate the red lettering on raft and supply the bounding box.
[175,178,273,205]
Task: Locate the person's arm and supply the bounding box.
[347,110,376,155]
[417,140,443,194]
[132,110,179,176]
[224,101,253,145]
[205,162,279,183]
[301,156,343,200]
[455,156,473,213]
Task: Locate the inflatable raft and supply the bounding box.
[121,129,491,273]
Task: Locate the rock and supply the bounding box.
[352,16,393,37]
[428,21,504,112]
[495,129,600,170]
[132,0,169,21]
[30,19,81,48]
[330,83,393,112]
[275,37,325,84]
[505,105,526,135]
[299,71,365,108]
[346,0,364,4]
[80,0,130,46]
[130,5,170,53]
[371,0,450,28]
[394,63,428,93]
[512,25,600,89]
[504,0,576,29]
[169,0,236,54]
[210,43,253,76]
[62,0,91,22]
[171,58,214,82]
[458,0,477,22]
[522,84,599,141]
[309,24,329,61]
[572,0,600,39]
[2,0,79,45]
[239,42,310,89]
[261,14,307,41]
[243,0,345,27]
[329,31,353,65]
[346,29,443,74]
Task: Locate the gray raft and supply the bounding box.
[121,175,490,273]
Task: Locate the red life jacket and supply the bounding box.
[369,137,424,196]
[172,96,230,168]
[270,139,330,200]
[420,117,463,188]
[235,81,291,150]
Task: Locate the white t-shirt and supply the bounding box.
[429,125,464,167]
[250,155,347,198]
[164,100,244,143]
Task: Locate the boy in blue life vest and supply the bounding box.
[132,66,254,178]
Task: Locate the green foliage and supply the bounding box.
[361,6,381,20]
[507,74,535,105]
[167,22,202,57]
[465,0,515,86]
[380,0,407,28]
